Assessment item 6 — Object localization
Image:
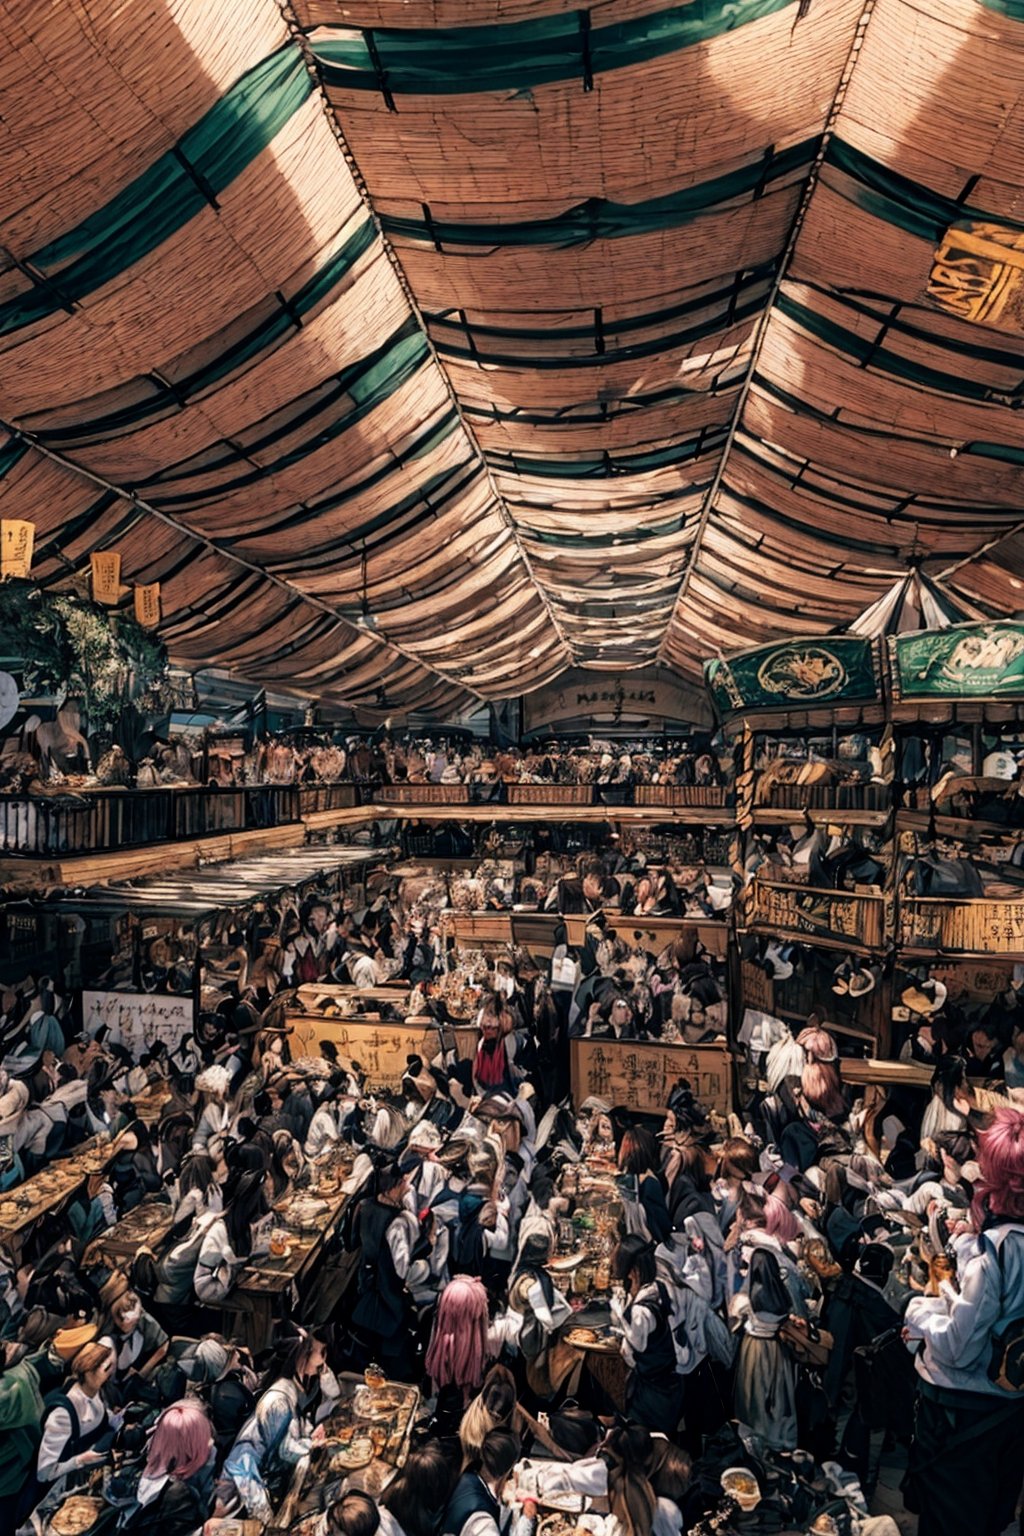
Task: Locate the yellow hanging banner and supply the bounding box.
[134,582,161,629]
[90,551,122,605]
[927,222,1024,332]
[0,519,35,579]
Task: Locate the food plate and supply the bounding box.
[50,1496,104,1535]
[720,1467,760,1511]
[565,1328,617,1353]
[546,1253,585,1274]
[330,1434,375,1470]
[354,1384,408,1420]
[267,1242,293,1261]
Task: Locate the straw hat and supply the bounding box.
[52,1323,98,1360]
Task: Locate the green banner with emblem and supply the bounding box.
[704,637,879,714]
[892,622,1024,700]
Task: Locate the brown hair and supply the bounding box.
[718,1135,758,1181]
[71,1342,114,1382]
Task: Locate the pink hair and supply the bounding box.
[144,1400,213,1481]
[425,1275,492,1394]
[797,1027,837,1063]
[763,1190,800,1246]
[973,1107,1024,1226]
[801,1061,846,1119]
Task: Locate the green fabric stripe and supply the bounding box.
[487,429,727,479]
[755,368,1024,467]
[776,292,1022,404]
[35,219,377,446]
[520,510,696,548]
[270,460,481,569]
[464,386,700,427]
[152,400,458,515]
[0,48,313,338]
[383,138,817,247]
[430,260,777,341]
[0,439,28,478]
[433,287,766,370]
[795,280,1024,372]
[137,322,429,492]
[824,138,1024,244]
[977,0,1024,18]
[312,0,795,95]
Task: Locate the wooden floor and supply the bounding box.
[1,798,733,891]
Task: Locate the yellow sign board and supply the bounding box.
[134,582,161,628]
[570,1038,732,1116]
[285,1012,478,1089]
[90,550,122,605]
[928,222,1024,332]
[0,518,34,579]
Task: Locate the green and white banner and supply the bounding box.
[892,622,1024,699]
[704,636,879,714]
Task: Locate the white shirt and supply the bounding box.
[37,1384,106,1482]
[305,1104,341,1160]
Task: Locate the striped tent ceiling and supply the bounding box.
[1,0,1023,712]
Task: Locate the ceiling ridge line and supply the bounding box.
[938,517,1024,583]
[1,418,486,706]
[273,0,578,676]
[655,0,880,667]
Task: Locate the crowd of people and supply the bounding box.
[4,865,1024,1535]
[1,724,728,797]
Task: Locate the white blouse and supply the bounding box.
[37,1384,106,1483]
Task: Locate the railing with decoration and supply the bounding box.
[0,783,360,857]
[747,877,886,952]
[897,896,1024,958]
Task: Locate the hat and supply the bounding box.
[190,1337,231,1383]
[983,751,1018,780]
[901,978,948,1016]
[20,1306,62,1350]
[406,1120,443,1152]
[52,1323,98,1360]
[98,1271,130,1310]
[0,1080,29,1132]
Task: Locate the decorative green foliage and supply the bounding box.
[0,580,169,736]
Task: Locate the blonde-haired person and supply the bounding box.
[29,1340,116,1518]
[97,1269,169,1390]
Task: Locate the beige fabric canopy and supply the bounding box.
[1,0,1022,709]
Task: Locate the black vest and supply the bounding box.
[445,1472,501,1536]
[630,1283,677,1382]
[351,1200,407,1333]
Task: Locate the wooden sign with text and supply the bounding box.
[285,1012,478,1089]
[571,1037,732,1116]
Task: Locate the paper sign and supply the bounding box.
[571,1038,732,1115]
[285,1013,477,1088]
[91,551,122,605]
[0,519,34,579]
[134,582,161,628]
[82,989,194,1057]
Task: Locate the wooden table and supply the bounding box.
[0,1136,114,1257]
[273,1373,420,1529]
[83,1196,178,1270]
[231,1168,366,1353]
